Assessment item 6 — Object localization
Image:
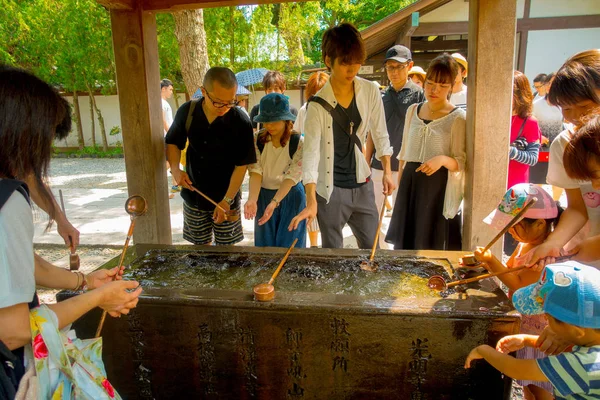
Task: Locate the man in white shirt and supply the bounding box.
[161,79,177,197]
[450,53,468,110]
[289,23,395,249]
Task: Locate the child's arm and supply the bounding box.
[465,343,548,382]
[567,234,600,263]
[474,247,527,292]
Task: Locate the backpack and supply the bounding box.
[256,130,301,159]
[0,179,31,400]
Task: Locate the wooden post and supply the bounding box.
[463,0,516,255]
[110,7,173,244]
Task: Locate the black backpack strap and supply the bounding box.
[185,98,201,137]
[288,133,300,159]
[307,96,362,153]
[0,179,30,211]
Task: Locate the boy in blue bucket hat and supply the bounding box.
[244,93,306,248]
[465,261,600,399]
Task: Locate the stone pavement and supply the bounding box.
[34,159,395,249]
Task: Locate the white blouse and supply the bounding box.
[398,103,467,172]
[248,135,304,190]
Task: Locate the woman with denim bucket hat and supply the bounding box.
[244,93,307,248]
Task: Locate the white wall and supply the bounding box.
[524,28,600,80]
[419,0,526,23]
[530,0,600,18]
[54,90,303,148]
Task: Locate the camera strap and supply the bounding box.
[515,116,528,140]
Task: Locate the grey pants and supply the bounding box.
[316,180,379,249]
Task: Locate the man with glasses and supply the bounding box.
[366,45,424,228]
[532,73,548,101]
[166,67,256,245]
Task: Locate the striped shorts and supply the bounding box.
[183,201,243,245]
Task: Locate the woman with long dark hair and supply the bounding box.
[385,53,466,250]
[0,65,141,393]
[508,71,542,189]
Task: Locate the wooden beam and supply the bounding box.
[463,0,516,255]
[413,22,469,36]
[395,12,420,48]
[410,39,467,52]
[141,0,312,11]
[361,0,440,41]
[516,0,530,72]
[110,7,173,244]
[414,14,600,37]
[518,14,600,31]
[97,0,136,9]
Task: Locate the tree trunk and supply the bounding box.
[87,87,96,148]
[173,86,180,109]
[173,9,210,97]
[72,90,85,150]
[85,82,108,151]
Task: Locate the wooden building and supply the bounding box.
[362,0,600,81]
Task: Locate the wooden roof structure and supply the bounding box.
[98,0,519,257]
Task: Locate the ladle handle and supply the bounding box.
[446,265,529,288]
[189,186,227,213]
[95,218,137,338]
[482,198,537,253]
[369,200,387,262]
[268,238,298,285]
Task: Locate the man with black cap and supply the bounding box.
[366,45,424,225]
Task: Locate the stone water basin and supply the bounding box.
[64,245,520,399]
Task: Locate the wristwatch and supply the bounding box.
[271,197,280,207]
[223,196,234,206]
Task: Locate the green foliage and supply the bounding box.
[0,0,418,90]
[55,146,124,158]
[109,126,122,136]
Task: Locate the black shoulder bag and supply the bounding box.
[307,96,363,153]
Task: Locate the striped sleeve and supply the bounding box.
[510,142,541,166]
[537,352,590,397]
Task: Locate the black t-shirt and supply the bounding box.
[333,96,364,189]
[165,99,256,211]
[250,103,298,130]
[371,80,424,171]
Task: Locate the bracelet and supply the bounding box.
[223,196,234,206]
[271,198,280,207]
[72,271,87,291]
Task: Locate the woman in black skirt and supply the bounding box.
[386,53,467,250]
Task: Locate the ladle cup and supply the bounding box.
[188,185,240,222]
[460,198,538,267]
[428,254,575,291]
[253,238,298,302]
[95,195,148,338]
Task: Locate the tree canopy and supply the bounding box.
[0,0,416,93]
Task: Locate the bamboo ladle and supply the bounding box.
[188,185,240,222]
[360,200,387,272]
[95,195,147,338]
[428,255,574,291]
[427,197,537,292]
[253,238,298,302]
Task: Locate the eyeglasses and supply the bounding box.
[204,89,239,109]
[533,84,544,90]
[385,63,409,73]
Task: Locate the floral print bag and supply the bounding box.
[29,305,120,400]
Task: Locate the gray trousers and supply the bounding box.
[316,180,379,249]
